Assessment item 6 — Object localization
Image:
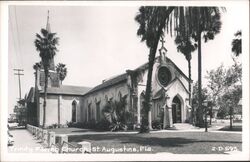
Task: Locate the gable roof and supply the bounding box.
[83,73,127,96]
[165,57,191,82]
[134,56,191,82]
[26,87,35,103]
[165,77,190,94]
[81,56,190,97]
[40,85,92,96]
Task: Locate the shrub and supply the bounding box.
[96,119,110,131]
[101,95,133,131]
[152,119,162,130]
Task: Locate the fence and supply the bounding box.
[26,124,91,154]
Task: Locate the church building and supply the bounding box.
[79,42,192,129]
[26,13,193,129]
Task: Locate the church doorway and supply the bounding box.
[172,96,182,123]
[72,100,77,123]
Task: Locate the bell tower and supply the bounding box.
[37,10,60,88]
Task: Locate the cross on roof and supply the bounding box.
[160,35,165,48]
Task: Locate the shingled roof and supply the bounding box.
[40,85,92,96]
[83,73,128,96]
[83,56,190,96]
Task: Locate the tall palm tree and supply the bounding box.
[34,28,59,128]
[56,63,67,85]
[135,7,223,131]
[135,6,175,132]
[175,34,196,103]
[169,7,223,127]
[231,30,242,56]
[187,7,223,127]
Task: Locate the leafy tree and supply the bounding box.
[56,63,67,85]
[34,28,59,128]
[206,64,226,109]
[206,61,242,129]
[231,30,242,56]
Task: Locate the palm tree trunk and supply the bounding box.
[188,58,193,124]
[140,7,175,133]
[42,68,48,128]
[197,31,203,127]
[188,58,191,105]
[141,48,155,132]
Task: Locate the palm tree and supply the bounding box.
[187,7,223,127]
[232,30,242,56]
[56,63,67,85]
[34,28,59,128]
[135,7,175,132]
[169,7,223,127]
[175,34,196,102]
[135,7,224,131]
[175,34,196,124]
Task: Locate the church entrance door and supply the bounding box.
[172,96,182,123]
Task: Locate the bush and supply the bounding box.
[85,119,97,129]
[152,119,162,130]
[96,119,110,131]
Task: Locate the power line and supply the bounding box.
[13,69,24,100]
[9,10,19,68]
[14,6,23,68]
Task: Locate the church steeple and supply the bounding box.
[45,10,55,71]
[46,10,51,33]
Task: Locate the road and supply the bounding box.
[8,129,51,153]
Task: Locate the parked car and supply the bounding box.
[8,129,14,146]
[8,122,19,129]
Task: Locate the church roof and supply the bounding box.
[40,85,92,96]
[26,87,35,103]
[134,56,191,82]
[83,73,127,96]
[83,56,190,97]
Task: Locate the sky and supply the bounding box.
[7,2,248,114]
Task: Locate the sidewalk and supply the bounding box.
[8,129,51,153]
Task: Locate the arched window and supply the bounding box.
[118,91,122,101]
[88,103,92,121]
[105,95,108,102]
[72,100,77,123]
[96,101,101,122]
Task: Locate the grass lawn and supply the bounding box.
[68,131,242,154]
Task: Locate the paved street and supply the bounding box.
[8,129,51,153]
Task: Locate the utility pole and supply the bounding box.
[14,69,24,100]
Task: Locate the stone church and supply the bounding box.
[26,14,192,129]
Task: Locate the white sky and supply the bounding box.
[7,3,247,114]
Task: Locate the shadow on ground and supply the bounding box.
[219,125,242,131]
[69,133,241,148]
